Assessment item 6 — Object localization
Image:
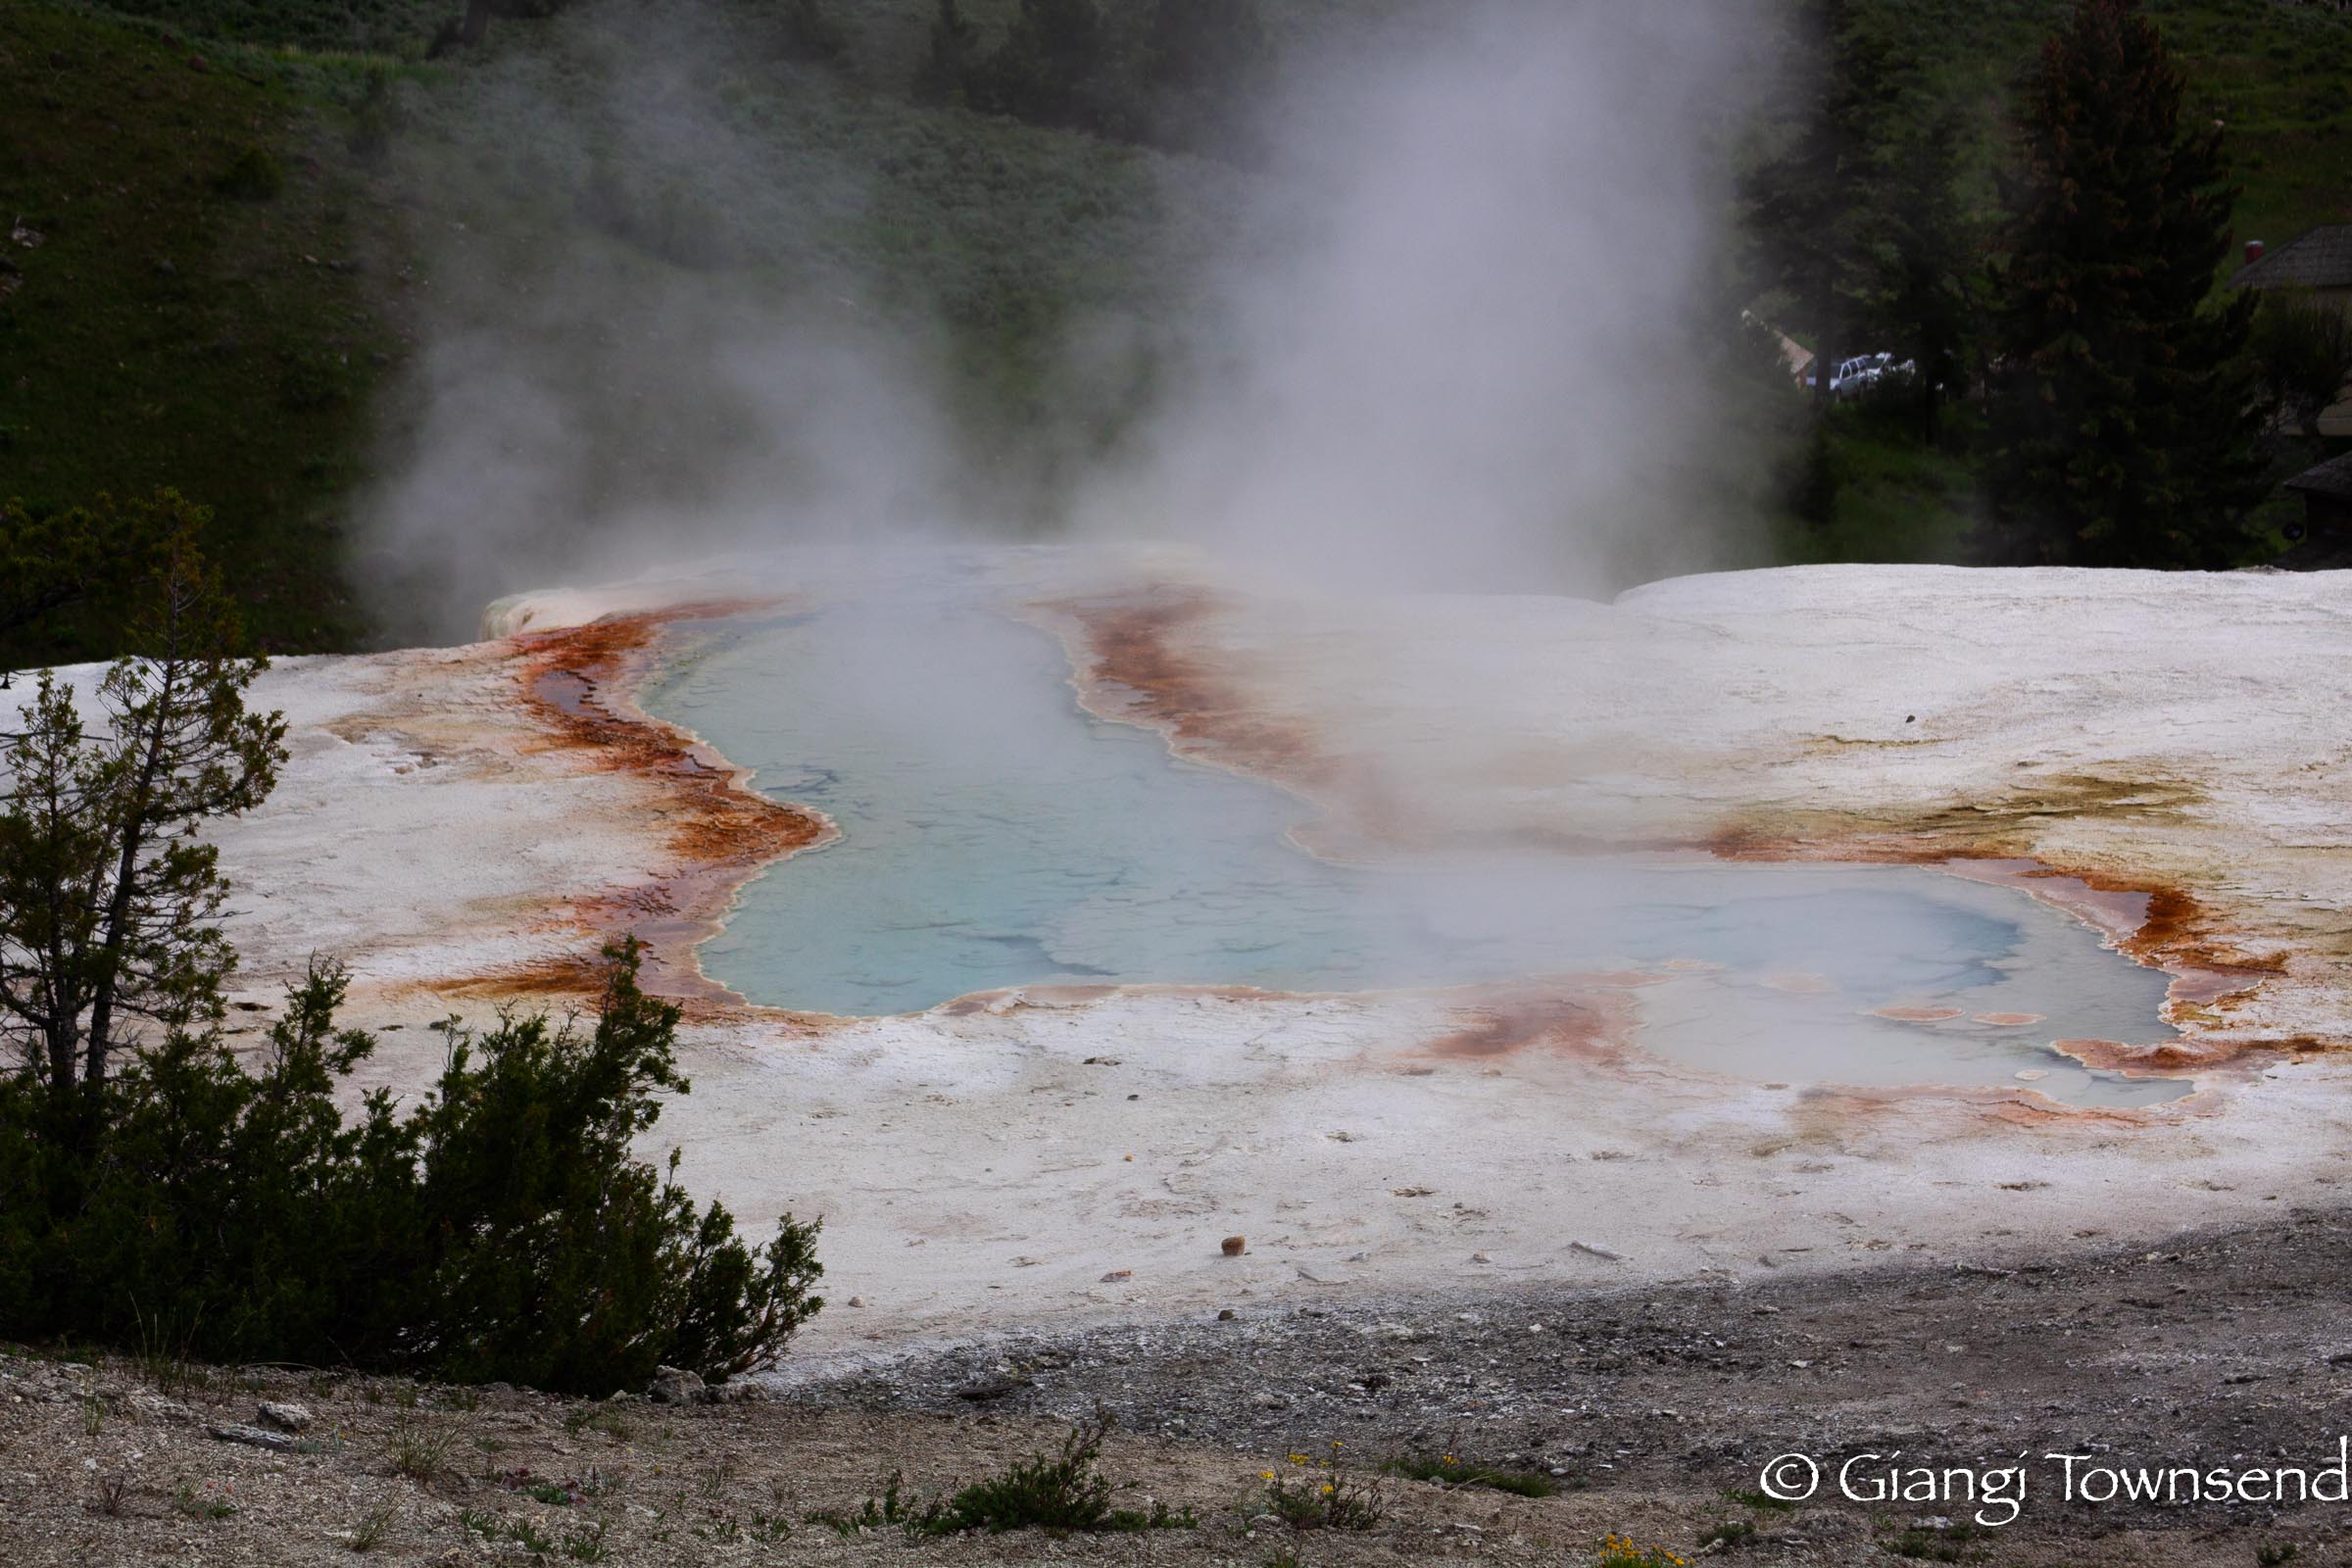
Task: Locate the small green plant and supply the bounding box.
[349,1500,396,1551]
[525,1481,576,1506]
[1722,1486,1795,1514]
[1885,1522,1984,1562]
[215,143,285,200]
[929,1412,1118,1533]
[692,1514,742,1542]
[697,1454,737,1498]
[1104,1498,1199,1530]
[388,1413,455,1484]
[2258,1547,2300,1568]
[563,1522,611,1561]
[1263,1545,1308,1568]
[173,1481,238,1520]
[132,1302,206,1398]
[1697,1518,1758,1551]
[747,1510,792,1544]
[81,1389,103,1438]
[804,1411,1182,1539]
[1382,1450,1557,1497]
[807,1469,949,1537]
[460,1510,559,1553]
[1256,1442,1384,1533]
[1596,1535,1688,1568]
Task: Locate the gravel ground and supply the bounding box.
[9,1213,2352,1566]
[782,1208,2352,1559]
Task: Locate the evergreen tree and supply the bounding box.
[0,519,285,1161]
[967,0,1112,132]
[1977,0,2265,567]
[0,491,167,656]
[913,0,979,105]
[0,942,824,1389]
[1874,110,1977,445]
[1141,0,1270,155]
[779,0,848,65]
[1741,0,1907,415]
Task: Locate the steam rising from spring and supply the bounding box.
[356,0,1770,638]
[1083,1,1766,594]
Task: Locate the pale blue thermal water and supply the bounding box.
[640,580,2186,1107]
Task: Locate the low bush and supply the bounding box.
[1696,1518,1759,1551]
[213,143,285,200]
[1255,1443,1384,1532]
[1381,1450,1558,1497]
[808,1410,1193,1538]
[1883,1521,1985,1562]
[0,940,823,1394]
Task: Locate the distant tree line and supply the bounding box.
[1743,0,2352,567]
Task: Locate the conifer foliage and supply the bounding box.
[0,527,822,1391]
[1978,0,2265,567]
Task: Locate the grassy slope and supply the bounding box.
[1874,0,2352,247]
[4,0,2348,652]
[0,3,399,656]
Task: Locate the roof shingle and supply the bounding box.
[2285,449,2352,502]
[2233,225,2352,290]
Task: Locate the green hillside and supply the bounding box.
[0,3,407,655]
[2,0,2348,657]
[1871,0,2352,246]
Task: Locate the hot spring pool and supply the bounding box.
[639,579,2187,1107]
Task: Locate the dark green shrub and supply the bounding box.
[808,1411,1192,1538]
[912,0,979,104]
[933,1411,1118,1533]
[0,941,822,1392]
[215,143,284,200]
[1884,1522,1983,1562]
[779,0,847,63]
[966,0,1116,132]
[1255,1444,1384,1532]
[346,69,398,168]
[1381,1451,1558,1497]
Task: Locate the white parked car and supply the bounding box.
[1804,351,1917,399]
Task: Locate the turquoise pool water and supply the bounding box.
[639,579,2186,1107]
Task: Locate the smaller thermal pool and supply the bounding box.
[640,577,2188,1107]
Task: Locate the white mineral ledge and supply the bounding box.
[36,553,2352,1359]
